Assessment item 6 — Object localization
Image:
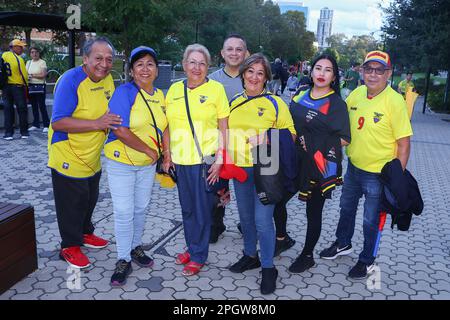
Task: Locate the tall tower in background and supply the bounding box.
[317,7,333,51]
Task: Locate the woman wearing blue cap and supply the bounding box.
[104,46,168,286]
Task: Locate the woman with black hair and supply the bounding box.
[288,54,351,273]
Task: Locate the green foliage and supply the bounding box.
[427,84,450,112]
[327,34,380,69]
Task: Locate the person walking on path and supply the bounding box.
[320,50,413,279]
[397,71,416,99]
[48,37,122,269]
[26,46,50,133]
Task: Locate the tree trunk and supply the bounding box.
[25,28,32,48]
[422,67,432,114]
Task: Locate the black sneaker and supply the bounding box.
[319,240,353,260]
[288,254,316,273]
[229,254,261,273]
[209,225,226,244]
[131,246,154,267]
[261,267,278,295]
[110,259,132,286]
[348,261,376,280]
[274,234,296,257]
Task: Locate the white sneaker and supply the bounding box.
[21,135,29,139]
[42,127,49,133]
[28,126,39,131]
[3,136,13,141]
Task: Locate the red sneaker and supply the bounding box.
[83,233,109,249]
[60,246,91,269]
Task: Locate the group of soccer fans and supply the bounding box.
[23,34,412,295]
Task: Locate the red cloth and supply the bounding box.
[219,149,248,183]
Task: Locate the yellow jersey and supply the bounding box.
[165,79,229,165]
[1,51,28,86]
[104,83,167,166]
[228,91,296,167]
[345,85,413,173]
[48,66,115,178]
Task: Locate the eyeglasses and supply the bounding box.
[363,66,390,75]
[186,60,207,69]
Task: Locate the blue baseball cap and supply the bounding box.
[129,46,158,66]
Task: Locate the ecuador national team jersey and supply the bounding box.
[345,85,413,173]
[165,79,229,165]
[1,51,28,86]
[48,66,115,178]
[228,91,296,167]
[104,83,167,166]
[397,79,415,97]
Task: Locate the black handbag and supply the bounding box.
[28,83,46,94]
[252,141,285,205]
[183,81,226,193]
[136,85,177,183]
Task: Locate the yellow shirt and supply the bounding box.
[398,79,415,97]
[345,85,413,173]
[165,79,229,165]
[48,66,115,178]
[104,83,167,166]
[1,51,28,86]
[228,91,296,167]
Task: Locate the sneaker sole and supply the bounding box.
[59,254,91,269]
[132,258,154,268]
[110,266,133,287]
[83,243,108,249]
[320,247,353,260]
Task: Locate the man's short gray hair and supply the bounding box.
[182,44,211,66]
[82,36,115,57]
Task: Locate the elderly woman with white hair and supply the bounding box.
[164,44,229,277]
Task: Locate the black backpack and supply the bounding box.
[0,57,8,89]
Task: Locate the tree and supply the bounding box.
[383,0,450,110]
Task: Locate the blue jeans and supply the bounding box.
[106,159,156,262]
[336,161,382,265]
[176,164,216,265]
[233,167,275,268]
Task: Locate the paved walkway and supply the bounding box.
[0,97,449,300]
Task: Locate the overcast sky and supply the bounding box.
[274,0,391,39]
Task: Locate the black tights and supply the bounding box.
[274,187,326,256]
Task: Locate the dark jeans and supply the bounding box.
[29,91,49,128]
[52,169,101,249]
[2,84,28,136]
[176,164,216,264]
[336,161,383,265]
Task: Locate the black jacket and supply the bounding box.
[379,159,424,231]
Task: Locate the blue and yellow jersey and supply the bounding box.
[47,66,115,178]
[104,83,167,166]
[1,51,28,85]
[345,85,413,173]
[228,91,296,167]
[165,79,229,165]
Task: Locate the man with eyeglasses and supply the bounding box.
[320,50,413,279]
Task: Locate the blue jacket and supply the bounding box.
[379,159,423,231]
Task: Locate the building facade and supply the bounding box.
[316,7,333,51]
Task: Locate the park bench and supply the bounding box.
[0,202,38,295]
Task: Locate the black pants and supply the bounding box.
[51,169,101,248]
[29,91,50,128]
[301,187,326,256]
[211,186,228,232]
[274,191,295,238]
[2,84,28,136]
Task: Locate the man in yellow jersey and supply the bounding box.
[397,71,415,98]
[48,37,122,269]
[320,51,413,279]
[2,39,29,140]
